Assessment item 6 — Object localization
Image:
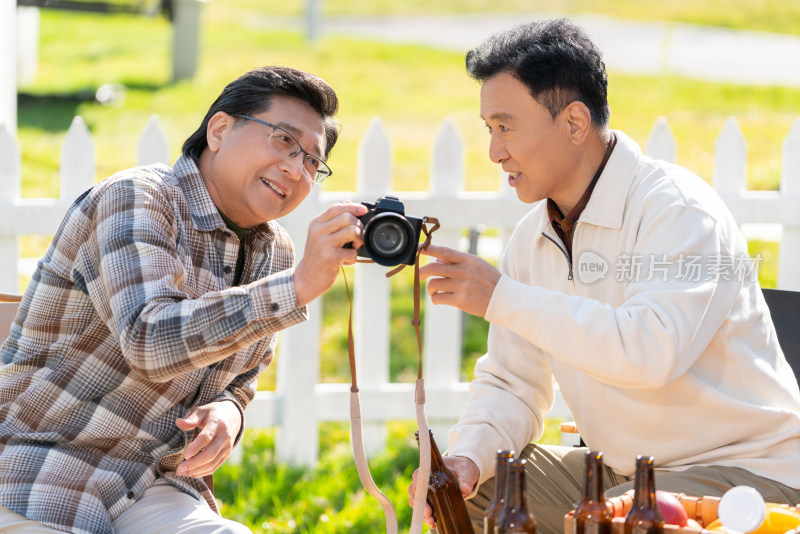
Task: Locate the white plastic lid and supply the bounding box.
[718,486,766,533]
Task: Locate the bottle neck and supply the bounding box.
[505,460,529,511]
[422,430,446,471]
[632,457,657,509]
[493,452,513,502]
[583,452,606,502]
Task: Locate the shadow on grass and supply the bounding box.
[17,80,172,133]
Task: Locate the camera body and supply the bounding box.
[353,196,423,267]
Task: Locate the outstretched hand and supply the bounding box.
[420,244,502,317]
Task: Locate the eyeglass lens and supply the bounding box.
[267,130,329,183]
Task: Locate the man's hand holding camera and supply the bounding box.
[294,201,368,308]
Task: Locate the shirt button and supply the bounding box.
[223,266,232,274]
[127,491,135,499]
[271,303,279,311]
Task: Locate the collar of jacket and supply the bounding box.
[534,130,642,248]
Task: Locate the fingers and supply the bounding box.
[458,478,475,498]
[175,403,239,478]
[419,247,501,317]
[418,247,467,283]
[308,210,364,249]
[175,414,198,431]
[420,263,459,288]
[314,200,368,224]
[177,422,231,477]
[177,442,225,477]
[446,456,480,497]
[295,202,370,307]
[183,418,216,460]
[420,244,466,263]
[407,469,436,529]
[420,260,465,302]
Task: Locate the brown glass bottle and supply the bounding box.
[484,450,515,534]
[415,430,476,534]
[624,455,664,534]
[573,451,612,534]
[495,458,536,533]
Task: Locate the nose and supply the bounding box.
[488,133,509,164]
[278,152,305,181]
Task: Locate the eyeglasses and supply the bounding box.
[233,114,332,184]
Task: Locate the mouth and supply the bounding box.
[261,177,286,198]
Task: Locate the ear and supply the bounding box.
[564,101,592,146]
[206,111,233,153]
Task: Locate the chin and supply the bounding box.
[515,190,544,204]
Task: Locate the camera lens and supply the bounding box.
[363,213,415,266]
[369,219,407,256]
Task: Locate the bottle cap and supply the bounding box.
[718,486,766,533]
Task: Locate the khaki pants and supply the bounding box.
[0,479,251,534]
[464,443,800,534]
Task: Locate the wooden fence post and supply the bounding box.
[0,126,20,293]
[645,117,677,163]
[354,117,392,457]
[171,0,205,81]
[713,117,747,197]
[275,185,324,466]
[305,0,322,42]
[778,119,800,290]
[425,117,465,445]
[16,6,40,86]
[60,116,95,203]
[1,0,17,138]
[136,115,171,166]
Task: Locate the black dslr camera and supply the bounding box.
[350,196,423,267]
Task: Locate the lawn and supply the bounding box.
[11,1,795,531]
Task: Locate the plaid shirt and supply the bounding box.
[0,156,307,533]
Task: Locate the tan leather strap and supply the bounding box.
[386,217,440,380]
[343,217,440,534]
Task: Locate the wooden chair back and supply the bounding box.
[0,293,22,344]
[761,288,800,382]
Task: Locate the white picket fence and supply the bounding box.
[1,115,800,466]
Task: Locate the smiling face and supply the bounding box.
[198,95,327,228]
[480,71,581,206]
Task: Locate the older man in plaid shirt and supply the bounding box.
[0,66,367,534]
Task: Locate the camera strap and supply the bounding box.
[342,216,440,534]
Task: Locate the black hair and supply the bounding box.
[465,18,609,126]
[182,66,340,162]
